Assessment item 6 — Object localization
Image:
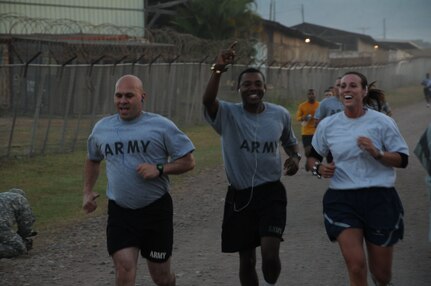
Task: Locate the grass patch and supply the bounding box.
[0,152,108,229]
[0,124,222,231]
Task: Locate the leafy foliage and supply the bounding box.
[171,0,262,40]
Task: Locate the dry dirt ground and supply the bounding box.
[1,101,431,286]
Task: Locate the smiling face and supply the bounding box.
[340,73,367,117]
[238,71,266,112]
[114,75,145,121]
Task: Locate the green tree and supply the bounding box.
[171,0,262,40]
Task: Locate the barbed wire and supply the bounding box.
[2,13,423,67]
[0,13,258,65]
[0,13,141,35]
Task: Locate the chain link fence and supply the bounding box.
[1,13,430,159]
[1,57,430,159]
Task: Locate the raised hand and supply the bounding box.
[215,41,237,66]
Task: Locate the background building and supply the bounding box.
[0,0,146,36]
[292,22,390,66]
[258,20,337,66]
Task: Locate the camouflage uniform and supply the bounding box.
[0,189,35,258]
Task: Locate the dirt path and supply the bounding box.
[1,102,430,286]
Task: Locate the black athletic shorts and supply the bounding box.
[106,193,173,262]
[221,180,287,253]
[323,187,404,247]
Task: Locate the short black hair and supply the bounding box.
[236,68,266,89]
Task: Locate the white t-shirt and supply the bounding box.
[312,109,409,190]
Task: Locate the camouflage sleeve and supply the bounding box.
[15,196,35,238]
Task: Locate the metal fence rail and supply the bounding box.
[1,57,430,159]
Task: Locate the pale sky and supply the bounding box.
[254,0,431,43]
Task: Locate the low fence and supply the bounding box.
[1,57,430,159]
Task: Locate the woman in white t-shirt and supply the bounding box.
[307,71,409,286]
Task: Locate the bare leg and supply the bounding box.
[147,257,176,286]
[239,249,258,286]
[112,247,139,286]
[367,242,393,286]
[260,236,281,284]
[337,228,368,286]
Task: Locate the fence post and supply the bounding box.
[29,66,47,156]
[166,55,180,119]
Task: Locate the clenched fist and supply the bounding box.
[284,157,299,176]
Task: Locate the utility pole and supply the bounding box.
[269,0,276,21]
[301,4,305,23]
[383,18,386,39]
[269,0,273,21]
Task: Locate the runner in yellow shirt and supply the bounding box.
[296,89,319,170]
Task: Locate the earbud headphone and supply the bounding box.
[234,112,259,212]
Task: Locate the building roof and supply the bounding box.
[377,40,420,50]
[291,22,379,50]
[263,20,338,49]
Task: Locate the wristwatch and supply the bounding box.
[156,164,164,176]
